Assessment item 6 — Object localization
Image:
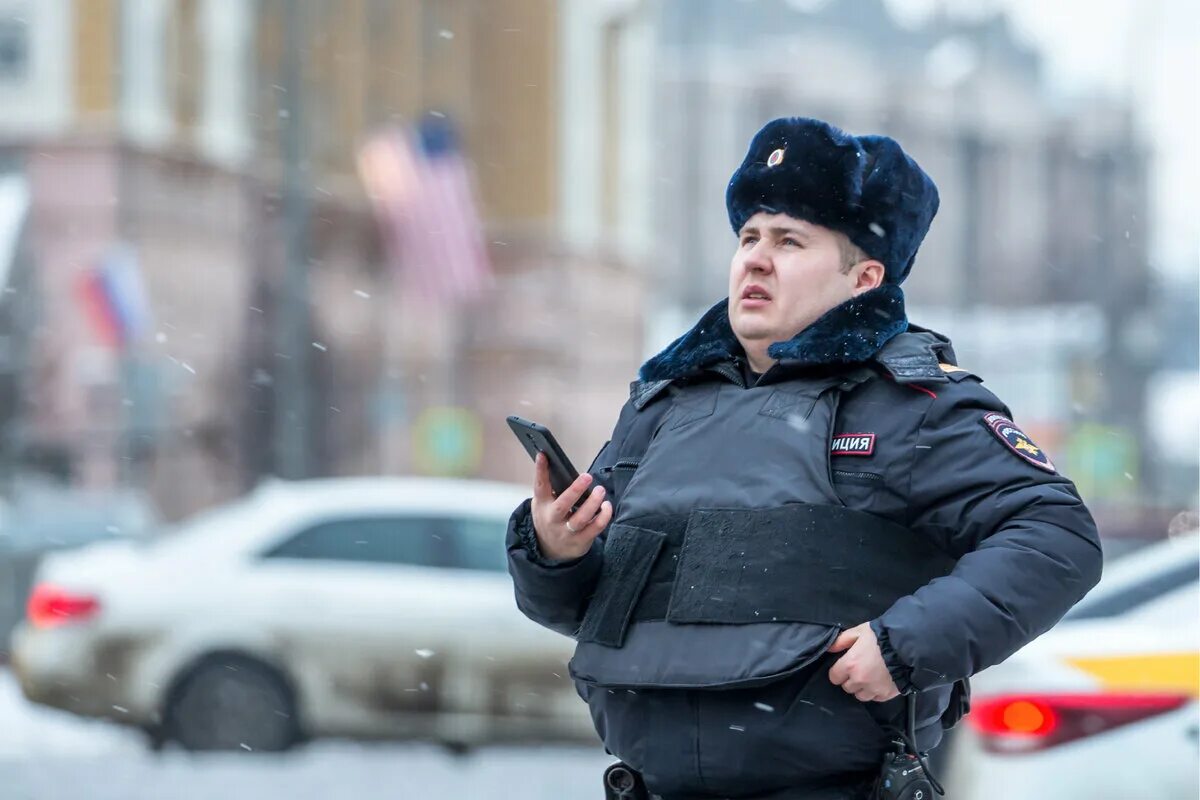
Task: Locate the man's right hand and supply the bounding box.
[530,452,613,561]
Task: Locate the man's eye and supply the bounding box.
[741,236,758,247]
[782,237,801,247]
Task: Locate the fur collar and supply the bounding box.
[638,284,908,382]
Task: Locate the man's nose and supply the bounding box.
[745,243,773,272]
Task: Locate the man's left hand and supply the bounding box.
[827,622,900,702]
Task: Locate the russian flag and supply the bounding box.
[76,246,149,349]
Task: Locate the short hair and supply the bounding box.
[837,233,870,274]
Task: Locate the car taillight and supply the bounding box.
[26,583,101,628]
[968,692,1190,753]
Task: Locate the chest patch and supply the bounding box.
[831,433,875,456]
[982,412,1056,473]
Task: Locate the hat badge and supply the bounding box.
[767,148,785,167]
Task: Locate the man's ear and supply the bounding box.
[852,260,886,295]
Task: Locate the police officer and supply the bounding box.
[506,117,1102,799]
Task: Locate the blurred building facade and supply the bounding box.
[0,0,1190,533]
[0,0,646,520]
[603,0,1179,532]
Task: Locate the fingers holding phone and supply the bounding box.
[562,470,609,535]
[531,452,612,561]
[509,416,611,561]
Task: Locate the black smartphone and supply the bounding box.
[506,415,580,497]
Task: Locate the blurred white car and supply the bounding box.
[948,532,1200,799]
[0,482,158,650]
[10,477,593,751]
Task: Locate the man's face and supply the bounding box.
[727,211,864,351]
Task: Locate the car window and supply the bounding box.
[1123,581,1200,624]
[263,516,450,567]
[1065,557,1200,621]
[445,516,510,572]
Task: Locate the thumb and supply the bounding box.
[532,452,552,501]
[827,628,860,654]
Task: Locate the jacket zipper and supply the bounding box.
[833,470,884,482]
[825,389,843,494]
[709,360,745,388]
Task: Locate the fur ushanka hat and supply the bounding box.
[726,117,939,285]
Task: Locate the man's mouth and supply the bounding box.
[742,285,772,304]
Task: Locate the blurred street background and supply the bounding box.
[0,1,1196,798]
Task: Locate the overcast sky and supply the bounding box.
[886,0,1199,281]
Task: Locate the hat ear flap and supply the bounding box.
[855,136,940,285]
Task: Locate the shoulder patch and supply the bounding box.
[981,412,1056,473]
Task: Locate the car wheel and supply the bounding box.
[442,740,472,758]
[165,654,299,752]
[142,724,167,752]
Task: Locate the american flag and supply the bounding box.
[357,117,494,304]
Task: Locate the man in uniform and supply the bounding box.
[506,117,1102,799]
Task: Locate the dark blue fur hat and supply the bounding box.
[725,117,939,285]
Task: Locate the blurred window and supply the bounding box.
[0,18,27,81]
[1065,557,1200,621]
[1124,582,1199,623]
[264,516,449,567]
[446,516,510,573]
[264,514,510,572]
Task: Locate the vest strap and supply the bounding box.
[575,523,667,647]
[577,504,956,647]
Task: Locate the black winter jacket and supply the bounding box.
[506,286,1102,797]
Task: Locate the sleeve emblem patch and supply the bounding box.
[981,412,1056,473]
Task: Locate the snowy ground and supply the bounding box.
[0,668,613,800]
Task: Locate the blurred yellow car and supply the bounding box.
[947,532,1199,799]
